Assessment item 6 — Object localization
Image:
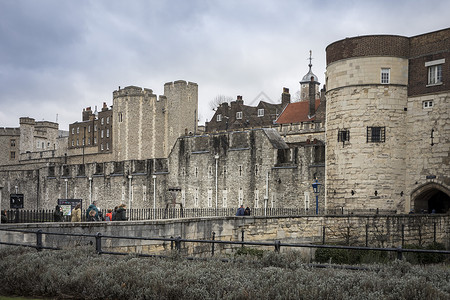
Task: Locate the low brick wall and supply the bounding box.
[0,215,448,257]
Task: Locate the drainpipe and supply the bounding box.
[128,175,133,211]
[0,186,3,218]
[88,177,92,205]
[264,171,269,216]
[215,154,219,210]
[153,175,156,219]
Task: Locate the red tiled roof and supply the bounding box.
[275,100,321,124]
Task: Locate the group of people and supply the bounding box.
[236,205,251,216]
[82,201,128,222]
[52,201,128,222]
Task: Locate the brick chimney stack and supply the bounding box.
[281,87,291,107]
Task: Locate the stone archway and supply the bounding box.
[411,183,450,213]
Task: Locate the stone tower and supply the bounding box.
[300,51,320,102]
[112,81,198,161]
[326,35,411,212]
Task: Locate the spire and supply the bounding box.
[300,50,319,84]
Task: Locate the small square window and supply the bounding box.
[367,126,385,143]
[217,114,222,122]
[338,129,350,142]
[236,111,243,119]
[10,139,16,147]
[258,108,264,117]
[381,68,390,84]
[423,100,434,109]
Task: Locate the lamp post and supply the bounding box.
[64,179,68,199]
[312,179,321,215]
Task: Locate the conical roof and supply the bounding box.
[300,51,319,84]
[300,64,319,83]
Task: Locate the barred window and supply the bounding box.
[217,114,222,122]
[236,111,242,119]
[367,126,385,143]
[338,129,350,142]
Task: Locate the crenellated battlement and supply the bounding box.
[35,121,59,130]
[164,80,198,88]
[0,127,20,136]
[19,117,36,125]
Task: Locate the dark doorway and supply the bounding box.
[412,183,450,213]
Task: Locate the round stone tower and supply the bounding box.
[325,35,410,212]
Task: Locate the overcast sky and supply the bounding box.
[0,0,448,130]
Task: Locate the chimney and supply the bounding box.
[102,102,108,111]
[82,107,93,121]
[236,95,244,105]
[281,87,291,107]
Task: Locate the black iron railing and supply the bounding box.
[1,207,400,224]
[0,227,448,261]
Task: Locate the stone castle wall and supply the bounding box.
[1,215,448,257]
[168,129,325,210]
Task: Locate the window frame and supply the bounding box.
[425,59,444,86]
[367,126,386,143]
[338,129,350,143]
[258,108,264,117]
[217,114,222,122]
[423,100,434,109]
[236,111,243,119]
[381,68,390,84]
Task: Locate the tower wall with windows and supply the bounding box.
[113,86,167,161]
[325,37,409,212]
[325,29,450,213]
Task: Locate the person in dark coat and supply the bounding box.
[114,204,128,221]
[112,206,118,221]
[244,207,251,216]
[236,205,245,216]
[53,205,63,222]
[1,209,7,223]
[86,201,99,220]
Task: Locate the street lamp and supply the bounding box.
[64,179,68,199]
[312,179,321,215]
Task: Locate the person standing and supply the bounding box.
[1,209,7,223]
[86,201,99,220]
[53,205,63,222]
[114,204,128,221]
[236,205,245,216]
[105,209,113,221]
[71,204,81,222]
[244,206,251,216]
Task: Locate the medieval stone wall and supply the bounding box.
[1,215,448,257]
[168,128,325,211]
